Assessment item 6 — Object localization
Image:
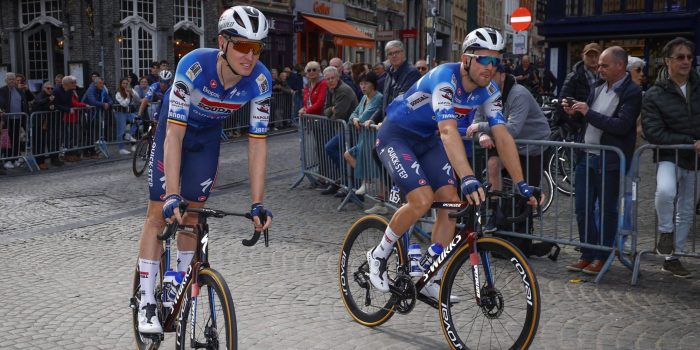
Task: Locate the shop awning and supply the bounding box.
[303,15,374,49]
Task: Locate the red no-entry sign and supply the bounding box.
[510,7,532,32]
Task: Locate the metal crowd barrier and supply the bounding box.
[222,91,297,139]
[1,112,32,170]
[628,144,700,285]
[293,124,639,283]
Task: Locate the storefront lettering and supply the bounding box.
[313,1,331,15]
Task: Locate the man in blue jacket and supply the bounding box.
[562,46,642,275]
[81,77,113,158]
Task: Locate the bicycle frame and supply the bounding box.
[395,202,496,308]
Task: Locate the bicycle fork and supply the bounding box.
[468,231,496,308]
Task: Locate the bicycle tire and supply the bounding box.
[439,237,540,350]
[176,268,237,350]
[131,262,164,350]
[547,146,574,196]
[132,138,151,177]
[338,215,407,327]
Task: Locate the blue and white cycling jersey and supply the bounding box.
[147,48,272,202]
[144,82,168,103]
[384,62,505,138]
[165,47,271,137]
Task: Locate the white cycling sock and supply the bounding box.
[177,251,195,273]
[138,258,159,306]
[374,226,400,259]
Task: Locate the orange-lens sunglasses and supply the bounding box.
[229,40,265,55]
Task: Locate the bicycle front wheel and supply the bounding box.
[439,237,540,350]
[338,215,407,327]
[176,268,237,350]
[132,138,151,177]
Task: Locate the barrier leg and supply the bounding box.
[337,191,364,211]
[594,250,615,283]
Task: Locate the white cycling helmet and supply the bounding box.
[218,6,268,41]
[462,28,505,53]
[158,70,173,82]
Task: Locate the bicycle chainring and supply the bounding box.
[391,274,416,314]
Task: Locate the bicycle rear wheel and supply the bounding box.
[338,215,407,327]
[548,146,574,196]
[439,237,540,350]
[176,268,237,350]
[131,263,163,350]
[132,138,151,177]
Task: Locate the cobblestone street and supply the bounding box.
[1,132,699,349]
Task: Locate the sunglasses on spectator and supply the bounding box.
[465,54,502,66]
[670,54,693,61]
[417,66,428,72]
[228,39,264,55]
[45,87,53,90]
[306,68,318,73]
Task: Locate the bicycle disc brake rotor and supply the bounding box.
[391,274,416,314]
[479,286,504,319]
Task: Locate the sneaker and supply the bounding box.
[119,149,131,155]
[662,259,692,278]
[14,158,24,167]
[365,202,389,215]
[366,249,390,292]
[483,213,497,233]
[355,184,366,196]
[131,144,137,152]
[656,232,674,256]
[138,303,163,333]
[38,163,49,170]
[420,280,461,303]
[3,161,14,169]
[124,133,137,142]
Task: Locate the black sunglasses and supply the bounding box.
[306,68,318,73]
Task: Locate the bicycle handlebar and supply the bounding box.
[443,187,542,222]
[157,202,269,247]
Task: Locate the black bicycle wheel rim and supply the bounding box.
[439,237,540,350]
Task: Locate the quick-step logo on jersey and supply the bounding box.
[387,147,408,179]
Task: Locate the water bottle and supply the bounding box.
[408,243,423,277]
[420,243,444,273]
[162,270,183,307]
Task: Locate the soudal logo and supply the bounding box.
[409,94,429,107]
[210,79,217,89]
[197,98,241,113]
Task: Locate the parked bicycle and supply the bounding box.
[133,119,157,177]
[338,189,541,349]
[130,204,269,350]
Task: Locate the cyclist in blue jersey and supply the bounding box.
[366,28,539,301]
[135,5,273,334]
[136,69,173,120]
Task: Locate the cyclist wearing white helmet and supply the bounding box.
[137,69,174,119]
[134,5,273,334]
[365,27,538,301]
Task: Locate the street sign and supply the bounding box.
[400,29,417,38]
[510,7,532,32]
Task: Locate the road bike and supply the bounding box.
[130,204,269,350]
[133,119,157,177]
[338,189,541,349]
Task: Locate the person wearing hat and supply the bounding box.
[561,43,602,108]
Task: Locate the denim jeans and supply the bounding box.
[114,112,136,150]
[324,133,344,174]
[574,153,621,261]
[655,161,700,253]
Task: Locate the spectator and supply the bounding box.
[146,61,160,85]
[513,55,539,95]
[365,40,421,214]
[415,59,429,76]
[563,46,641,275]
[31,81,63,169]
[54,75,87,162]
[128,72,140,88]
[288,64,304,122]
[641,37,700,278]
[298,61,327,117]
[321,66,359,196]
[272,71,293,129]
[344,71,383,196]
[330,57,362,100]
[0,72,34,168]
[467,63,551,246]
[82,77,113,159]
[159,60,169,72]
[556,42,602,133]
[54,74,64,87]
[114,77,139,155]
[372,62,386,92]
[271,68,279,82]
[627,56,647,146]
[134,77,149,99]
